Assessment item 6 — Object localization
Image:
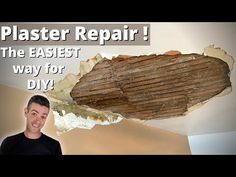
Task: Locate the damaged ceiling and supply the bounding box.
[70,52,231,120]
[45,45,234,134]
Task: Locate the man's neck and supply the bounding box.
[24,130,42,139]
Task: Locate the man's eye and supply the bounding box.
[41,116,46,120]
[31,112,37,116]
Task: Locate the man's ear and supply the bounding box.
[24,107,28,116]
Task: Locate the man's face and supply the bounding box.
[24,103,49,133]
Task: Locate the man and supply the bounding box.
[0,95,62,155]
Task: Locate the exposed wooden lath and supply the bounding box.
[71,54,231,120]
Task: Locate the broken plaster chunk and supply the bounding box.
[204,45,234,71]
[51,101,124,133]
[53,111,96,133]
[45,73,79,103]
[79,53,105,77]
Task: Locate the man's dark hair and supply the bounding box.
[27,95,50,109]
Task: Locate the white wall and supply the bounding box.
[188,131,236,154]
